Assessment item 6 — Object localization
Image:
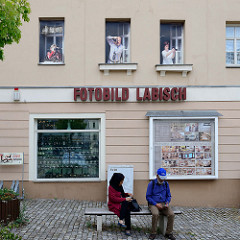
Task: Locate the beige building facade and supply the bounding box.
[0,0,239,207]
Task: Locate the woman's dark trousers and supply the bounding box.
[120,201,131,230]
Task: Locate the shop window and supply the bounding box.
[39,20,64,64]
[105,21,130,63]
[160,23,184,64]
[148,114,219,179]
[226,25,240,66]
[29,114,105,181]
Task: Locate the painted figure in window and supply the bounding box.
[162,42,176,64]
[107,36,124,63]
[46,44,62,62]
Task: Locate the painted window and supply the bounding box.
[226,25,240,65]
[106,21,130,63]
[160,23,184,64]
[39,20,64,64]
[149,118,218,179]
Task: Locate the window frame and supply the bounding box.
[105,20,131,63]
[39,19,65,65]
[29,113,106,182]
[149,116,219,180]
[226,24,240,66]
[160,22,184,64]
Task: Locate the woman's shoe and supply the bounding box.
[118,221,127,228]
[125,230,131,236]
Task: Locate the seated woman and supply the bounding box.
[108,173,133,236]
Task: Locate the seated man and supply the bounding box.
[146,168,175,240]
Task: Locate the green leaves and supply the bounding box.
[0,226,22,240]
[0,0,31,60]
[0,188,18,201]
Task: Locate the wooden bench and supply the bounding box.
[85,207,181,235]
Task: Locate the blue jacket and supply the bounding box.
[146,179,172,206]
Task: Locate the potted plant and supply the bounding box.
[0,188,20,223]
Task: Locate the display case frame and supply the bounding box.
[149,116,219,180]
[29,113,106,182]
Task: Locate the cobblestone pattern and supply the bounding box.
[11,199,240,240]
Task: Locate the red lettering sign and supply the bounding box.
[74,87,186,102]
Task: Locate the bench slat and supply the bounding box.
[85,207,151,215]
[85,207,182,216]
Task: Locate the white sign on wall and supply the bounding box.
[0,153,24,165]
[107,165,134,195]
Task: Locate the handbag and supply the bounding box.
[129,198,142,212]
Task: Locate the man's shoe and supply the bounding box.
[149,233,156,239]
[165,233,176,240]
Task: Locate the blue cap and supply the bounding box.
[157,168,167,180]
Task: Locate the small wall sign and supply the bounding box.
[0,153,23,165]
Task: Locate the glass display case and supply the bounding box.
[152,119,216,179]
[37,119,100,179]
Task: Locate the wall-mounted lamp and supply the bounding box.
[13,88,20,101]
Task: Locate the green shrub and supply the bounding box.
[0,188,18,201]
[0,226,22,240]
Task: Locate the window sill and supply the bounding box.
[99,63,138,75]
[38,62,65,65]
[155,64,193,77]
[33,178,101,182]
[226,65,240,68]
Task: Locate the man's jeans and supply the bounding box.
[149,204,175,235]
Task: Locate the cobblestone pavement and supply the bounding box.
[11,199,240,240]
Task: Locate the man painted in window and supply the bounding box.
[106,36,124,63]
[162,41,176,64]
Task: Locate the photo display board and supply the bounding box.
[152,119,216,179]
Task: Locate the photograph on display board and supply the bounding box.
[196,146,211,152]
[179,145,195,153]
[106,22,130,64]
[179,168,195,175]
[162,160,178,168]
[179,159,195,167]
[184,123,198,132]
[196,168,212,175]
[184,123,199,141]
[196,152,212,160]
[167,168,179,175]
[198,123,211,141]
[161,146,177,153]
[196,160,211,167]
[171,123,185,141]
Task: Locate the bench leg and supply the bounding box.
[97,215,102,232]
[159,215,168,236]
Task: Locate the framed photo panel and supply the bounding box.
[149,117,218,179]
